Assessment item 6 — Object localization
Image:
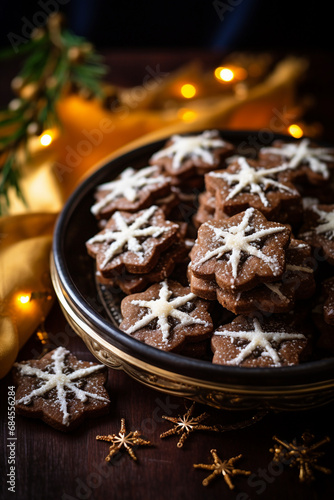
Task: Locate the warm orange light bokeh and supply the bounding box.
[180,83,197,98]
[288,123,304,138]
[215,67,235,82]
[18,294,30,304]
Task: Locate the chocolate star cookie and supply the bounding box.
[149,130,234,180]
[189,239,315,314]
[211,316,310,367]
[13,347,110,431]
[259,138,334,185]
[119,280,213,351]
[205,157,302,224]
[190,207,291,292]
[86,206,179,276]
[91,165,171,220]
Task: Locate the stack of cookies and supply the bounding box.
[189,208,316,316]
[86,130,235,297]
[299,200,334,355]
[149,129,235,224]
[85,130,334,368]
[86,204,194,294]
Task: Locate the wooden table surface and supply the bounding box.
[1,51,334,500]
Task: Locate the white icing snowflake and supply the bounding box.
[151,130,227,170]
[215,318,305,367]
[125,280,209,343]
[91,166,168,215]
[261,138,334,179]
[313,206,334,239]
[193,207,286,283]
[14,347,109,426]
[209,157,297,206]
[87,205,173,268]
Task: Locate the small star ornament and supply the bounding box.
[160,402,219,448]
[194,449,251,488]
[96,418,153,462]
[270,432,331,482]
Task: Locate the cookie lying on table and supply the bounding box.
[13,347,110,432]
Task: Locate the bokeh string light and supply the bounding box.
[214,66,248,83]
[288,124,304,138]
[17,294,30,305]
[39,131,54,147]
[180,83,197,98]
[16,290,53,357]
[177,108,198,122]
[17,291,53,309]
[215,67,235,82]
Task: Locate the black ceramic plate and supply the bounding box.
[51,130,334,410]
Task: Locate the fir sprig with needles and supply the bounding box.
[0,13,108,214]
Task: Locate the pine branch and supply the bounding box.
[0,13,109,214]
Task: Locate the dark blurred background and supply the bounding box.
[0,0,333,52]
[1,0,333,142]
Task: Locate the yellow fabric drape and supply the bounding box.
[0,215,57,377]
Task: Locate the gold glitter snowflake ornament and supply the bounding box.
[194,449,251,488]
[160,402,219,448]
[270,432,331,482]
[96,418,153,462]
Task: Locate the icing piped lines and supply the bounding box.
[91,166,168,215]
[87,206,173,268]
[215,318,305,367]
[261,138,334,179]
[14,347,108,426]
[194,208,286,281]
[151,130,227,170]
[313,207,334,238]
[125,280,208,343]
[210,157,297,206]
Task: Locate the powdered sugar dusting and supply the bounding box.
[215,318,305,367]
[125,280,209,342]
[14,347,108,426]
[151,130,227,170]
